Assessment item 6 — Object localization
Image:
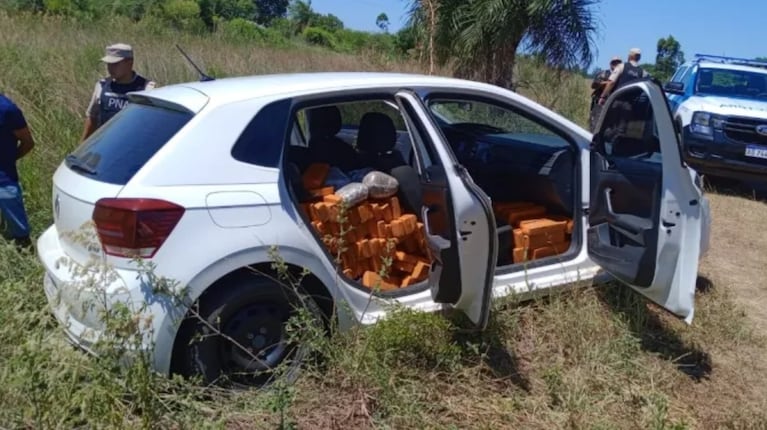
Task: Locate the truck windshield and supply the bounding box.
[695,67,767,100]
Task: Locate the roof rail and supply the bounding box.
[693,53,767,69]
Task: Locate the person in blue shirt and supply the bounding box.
[0,93,35,250]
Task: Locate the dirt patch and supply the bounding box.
[700,192,767,331]
[669,191,767,428]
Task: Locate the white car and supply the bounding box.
[37,72,711,386]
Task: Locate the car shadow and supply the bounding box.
[596,280,713,382]
[450,311,532,393]
[696,274,715,294]
[705,176,767,202]
[480,336,532,392]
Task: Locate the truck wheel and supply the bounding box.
[173,272,324,387]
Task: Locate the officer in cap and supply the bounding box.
[81,43,156,141]
[588,56,622,131]
[599,48,649,105]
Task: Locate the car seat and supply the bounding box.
[355,112,423,219]
[356,112,407,172]
[306,105,360,172]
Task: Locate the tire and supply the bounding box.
[172,272,324,388]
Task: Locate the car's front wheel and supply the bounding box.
[172,271,324,387]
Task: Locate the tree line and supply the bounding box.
[19,0,748,91]
[2,0,417,58]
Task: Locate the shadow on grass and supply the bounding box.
[450,309,532,393]
[696,275,715,294]
[596,278,713,382]
[704,176,767,202]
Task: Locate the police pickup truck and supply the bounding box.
[664,54,767,182]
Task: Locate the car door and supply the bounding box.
[394,90,498,329]
[590,80,703,323]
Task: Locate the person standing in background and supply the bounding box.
[81,43,156,141]
[0,92,35,250]
[588,56,622,132]
[599,48,649,105]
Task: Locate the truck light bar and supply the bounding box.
[693,53,767,69]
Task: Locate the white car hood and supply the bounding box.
[692,96,767,119]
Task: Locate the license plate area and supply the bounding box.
[745,145,767,160]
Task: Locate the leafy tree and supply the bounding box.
[4,0,45,12]
[254,0,289,25]
[654,35,685,83]
[313,12,343,32]
[376,12,389,32]
[288,0,313,33]
[394,24,417,55]
[197,0,255,29]
[303,26,335,47]
[641,63,657,78]
[406,0,598,88]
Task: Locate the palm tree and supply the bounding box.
[406,0,599,89]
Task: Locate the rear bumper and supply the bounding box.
[36,225,183,374]
[682,128,767,182]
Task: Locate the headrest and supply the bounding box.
[308,105,342,139]
[356,112,397,154]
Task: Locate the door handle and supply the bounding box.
[603,188,653,243]
[421,206,432,233]
[421,205,451,251]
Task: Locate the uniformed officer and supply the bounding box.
[598,48,649,105]
[588,56,622,132]
[81,43,156,141]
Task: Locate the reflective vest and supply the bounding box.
[97,74,148,127]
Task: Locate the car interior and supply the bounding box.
[283,96,579,294]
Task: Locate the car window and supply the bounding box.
[427,98,569,150]
[680,65,694,85]
[336,100,407,131]
[291,110,308,147]
[695,67,767,99]
[670,66,688,82]
[231,98,292,168]
[296,99,413,151]
[66,102,193,185]
[598,87,661,163]
[288,97,429,171]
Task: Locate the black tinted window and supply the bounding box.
[67,103,192,185]
[598,87,661,162]
[231,98,291,168]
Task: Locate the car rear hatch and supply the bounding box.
[53,87,206,267]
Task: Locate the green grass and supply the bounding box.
[2,10,767,430]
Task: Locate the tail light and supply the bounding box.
[92,198,185,258]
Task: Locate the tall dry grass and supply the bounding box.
[3,10,765,430]
[0,10,590,237]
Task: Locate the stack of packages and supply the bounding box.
[493,201,574,264]
[298,163,431,291]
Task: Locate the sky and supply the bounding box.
[309,0,767,72]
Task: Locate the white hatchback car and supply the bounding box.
[38,72,711,386]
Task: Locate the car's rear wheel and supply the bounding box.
[173,272,324,387]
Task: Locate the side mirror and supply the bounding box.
[664,81,685,95]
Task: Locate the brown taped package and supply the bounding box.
[298,171,432,291]
[494,201,574,264]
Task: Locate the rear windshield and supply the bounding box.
[66,102,193,185]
